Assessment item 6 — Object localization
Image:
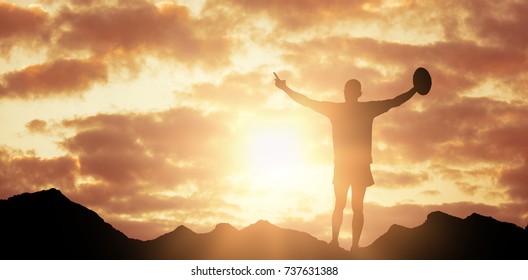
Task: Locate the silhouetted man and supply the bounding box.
[275,76,417,251]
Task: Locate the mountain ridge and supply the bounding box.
[364,210,528,259]
[1,188,527,259]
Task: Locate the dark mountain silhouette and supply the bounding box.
[0,189,348,259]
[144,220,350,259]
[0,188,142,259]
[1,189,527,259]
[364,211,528,259]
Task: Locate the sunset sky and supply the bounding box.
[1,0,527,248]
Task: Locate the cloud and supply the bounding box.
[54,0,231,67]
[61,108,234,185]
[371,94,528,171]
[0,2,50,54]
[179,71,271,111]
[500,158,528,203]
[418,190,440,197]
[1,1,234,100]
[0,58,108,99]
[0,146,78,198]
[462,0,528,50]
[1,105,244,240]
[232,0,528,56]
[25,119,48,133]
[53,106,247,229]
[204,0,375,32]
[373,170,430,189]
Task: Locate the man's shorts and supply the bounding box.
[333,161,374,188]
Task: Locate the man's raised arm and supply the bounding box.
[275,77,320,109]
[387,87,418,109]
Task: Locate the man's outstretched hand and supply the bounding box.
[274,72,288,90]
[275,79,287,90]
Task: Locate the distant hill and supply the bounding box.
[363,211,528,259]
[1,189,526,259]
[144,220,350,259]
[0,188,142,259]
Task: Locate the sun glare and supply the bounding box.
[248,128,300,169]
[246,127,305,188]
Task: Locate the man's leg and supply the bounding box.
[330,183,349,247]
[351,185,366,250]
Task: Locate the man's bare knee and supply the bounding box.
[352,202,363,215]
[334,200,347,211]
[351,186,366,214]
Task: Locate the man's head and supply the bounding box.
[344,79,362,102]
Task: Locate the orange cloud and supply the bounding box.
[0,2,50,53]
[377,97,528,162]
[53,107,244,225]
[54,1,231,67]
[25,119,48,133]
[180,71,271,110]
[204,0,376,32]
[61,108,234,185]
[0,58,107,99]
[0,147,77,198]
[500,159,528,203]
[462,1,528,50]
[374,170,430,189]
[1,105,244,239]
[1,1,234,99]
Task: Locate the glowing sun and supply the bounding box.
[245,126,305,188]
